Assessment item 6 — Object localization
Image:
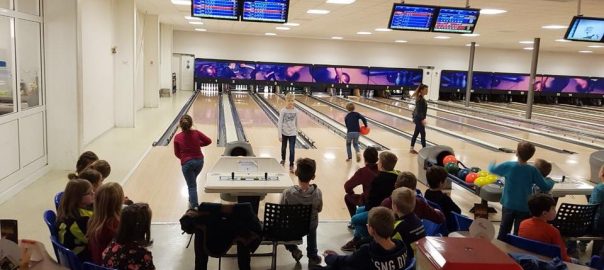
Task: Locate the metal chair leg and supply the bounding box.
[271,242,278,270]
[218,257,221,270]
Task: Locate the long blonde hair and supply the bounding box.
[87,182,124,239]
[411,84,428,101]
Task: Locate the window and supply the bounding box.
[16,19,41,109]
[0,16,14,116]
[16,0,39,16]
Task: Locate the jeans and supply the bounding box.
[182,158,204,208]
[351,206,369,239]
[194,233,251,270]
[411,118,426,148]
[281,135,296,166]
[346,132,360,159]
[497,207,530,241]
[286,226,318,257]
[344,194,363,218]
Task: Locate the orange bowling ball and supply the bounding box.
[360,126,370,135]
[442,155,457,165]
[465,172,479,184]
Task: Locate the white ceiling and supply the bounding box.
[137,0,604,54]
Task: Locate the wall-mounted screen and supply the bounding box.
[433,7,480,34]
[191,0,240,21]
[388,4,436,32]
[536,76,592,93]
[254,63,286,81]
[440,71,490,90]
[368,68,422,87]
[282,64,313,83]
[310,66,368,85]
[216,62,256,80]
[241,0,289,23]
[195,60,219,79]
[588,78,604,94]
[490,73,531,91]
[565,16,604,43]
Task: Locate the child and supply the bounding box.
[87,160,112,181]
[57,179,94,261]
[344,102,368,162]
[409,84,428,154]
[324,207,408,270]
[381,172,445,224]
[277,93,298,172]
[75,151,98,175]
[344,146,379,218]
[102,203,155,270]
[391,187,426,257]
[424,166,461,233]
[518,194,574,262]
[489,141,554,240]
[88,182,125,265]
[342,151,398,251]
[533,159,557,194]
[281,158,323,265]
[589,165,604,256]
[69,169,103,192]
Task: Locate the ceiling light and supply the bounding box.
[434,36,451,39]
[194,28,207,32]
[307,9,330,14]
[357,31,372,35]
[555,39,571,42]
[395,40,408,43]
[375,28,392,32]
[326,0,356,4]
[465,43,480,46]
[276,26,290,30]
[519,40,534,44]
[579,50,593,53]
[331,36,343,40]
[189,21,204,25]
[283,23,300,26]
[588,45,604,48]
[480,9,507,15]
[542,25,567,29]
[461,33,480,37]
[171,0,190,5]
[265,32,277,36]
[185,16,201,20]
[523,47,534,50]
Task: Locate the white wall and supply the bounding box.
[160,24,173,90]
[143,14,159,108]
[135,10,144,110]
[79,0,115,145]
[113,0,136,127]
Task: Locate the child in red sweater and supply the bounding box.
[343,146,379,218]
[88,182,125,265]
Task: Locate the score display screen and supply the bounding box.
[433,7,480,34]
[389,4,436,31]
[565,16,604,42]
[242,0,289,23]
[191,0,239,20]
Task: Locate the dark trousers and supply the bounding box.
[281,135,296,166]
[497,207,530,241]
[182,158,204,208]
[285,226,318,257]
[410,118,426,148]
[344,194,362,218]
[194,233,251,270]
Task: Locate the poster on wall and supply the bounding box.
[489,73,531,92]
[440,70,491,91]
[281,64,314,83]
[215,61,257,80]
[535,75,593,94]
[368,68,423,87]
[310,66,368,85]
[254,63,286,81]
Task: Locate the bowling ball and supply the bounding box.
[478,171,488,177]
[475,177,487,187]
[487,175,498,183]
[457,169,470,180]
[360,126,370,135]
[445,162,460,175]
[470,167,481,173]
[442,155,457,165]
[466,173,479,184]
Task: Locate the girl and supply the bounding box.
[174,114,212,209]
[88,182,125,265]
[69,169,103,192]
[102,203,155,270]
[344,102,368,162]
[57,179,94,261]
[75,151,98,175]
[277,93,298,172]
[409,84,428,154]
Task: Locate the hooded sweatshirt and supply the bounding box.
[278,107,298,137]
[281,184,323,229]
[325,239,409,270]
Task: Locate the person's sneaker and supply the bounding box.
[280,160,285,166]
[346,158,352,162]
[308,254,322,266]
[409,149,419,154]
[289,247,303,262]
[356,152,361,162]
[289,164,295,173]
[340,238,358,251]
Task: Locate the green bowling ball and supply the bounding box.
[470,167,481,173]
[445,162,460,175]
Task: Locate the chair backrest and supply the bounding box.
[43,210,59,239]
[552,203,599,237]
[263,203,312,241]
[421,219,443,237]
[451,211,473,232]
[503,234,562,259]
[83,262,116,270]
[54,191,64,211]
[405,257,416,270]
[425,199,442,212]
[51,236,82,270]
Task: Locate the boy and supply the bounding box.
[391,187,426,257]
[424,166,461,232]
[381,172,445,224]
[324,207,409,270]
[533,159,557,194]
[518,194,573,262]
[489,142,554,240]
[342,152,398,251]
[344,147,379,218]
[281,158,323,265]
[589,165,604,256]
[344,102,368,162]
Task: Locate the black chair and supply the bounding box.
[263,203,312,270]
[552,203,599,238]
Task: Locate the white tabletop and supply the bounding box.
[204,156,293,195]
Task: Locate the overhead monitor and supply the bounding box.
[433,7,480,34]
[564,16,604,42]
[241,0,290,23]
[388,4,437,31]
[191,0,240,21]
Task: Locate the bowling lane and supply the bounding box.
[509,102,604,120]
[531,103,604,117]
[232,92,281,151]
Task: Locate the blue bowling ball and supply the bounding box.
[457,168,470,180]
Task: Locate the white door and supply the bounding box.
[171,55,180,91]
[180,55,194,91]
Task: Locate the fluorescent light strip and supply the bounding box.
[461,33,480,37]
[523,47,534,50]
[395,40,407,43]
[480,9,506,15]
[276,26,290,30]
[307,9,330,14]
[375,28,392,32]
[357,31,372,35]
[519,40,534,44]
[465,43,479,46]
[189,21,204,25]
[434,36,451,39]
[326,0,356,4]
[555,39,571,42]
[542,25,567,29]
[283,23,300,26]
[171,0,191,6]
[265,32,277,36]
[185,16,201,21]
[331,36,343,40]
[588,45,604,48]
[579,50,593,53]
[195,28,207,32]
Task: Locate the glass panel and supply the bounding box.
[0,16,14,116]
[0,0,10,10]
[16,0,39,16]
[16,19,41,109]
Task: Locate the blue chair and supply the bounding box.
[51,236,82,270]
[405,257,416,270]
[503,234,562,259]
[54,191,64,211]
[43,210,58,239]
[421,219,443,237]
[590,255,603,270]
[83,262,116,270]
[451,211,473,232]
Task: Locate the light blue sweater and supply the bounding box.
[589,183,604,233]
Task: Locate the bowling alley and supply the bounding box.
[2,0,604,269]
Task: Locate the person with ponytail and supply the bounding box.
[173,114,212,209]
[88,182,125,265]
[409,84,429,154]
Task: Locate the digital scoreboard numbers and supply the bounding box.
[389,4,436,31]
[191,0,239,20]
[242,0,289,23]
[433,8,480,34]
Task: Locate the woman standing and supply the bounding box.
[174,115,212,209]
[277,93,298,172]
[409,84,428,154]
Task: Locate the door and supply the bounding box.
[180,55,194,91]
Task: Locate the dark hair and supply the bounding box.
[75,151,98,174]
[534,159,552,177]
[395,171,418,190]
[517,141,536,162]
[426,166,448,189]
[180,115,193,131]
[528,193,556,217]
[363,146,379,164]
[378,151,398,171]
[115,203,152,247]
[295,158,316,183]
[57,179,93,223]
[368,206,395,238]
[87,160,111,179]
[411,84,428,101]
[70,169,103,189]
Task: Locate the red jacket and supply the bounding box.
[174,130,212,164]
[381,196,445,224]
[518,217,571,262]
[344,164,379,204]
[89,218,119,265]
